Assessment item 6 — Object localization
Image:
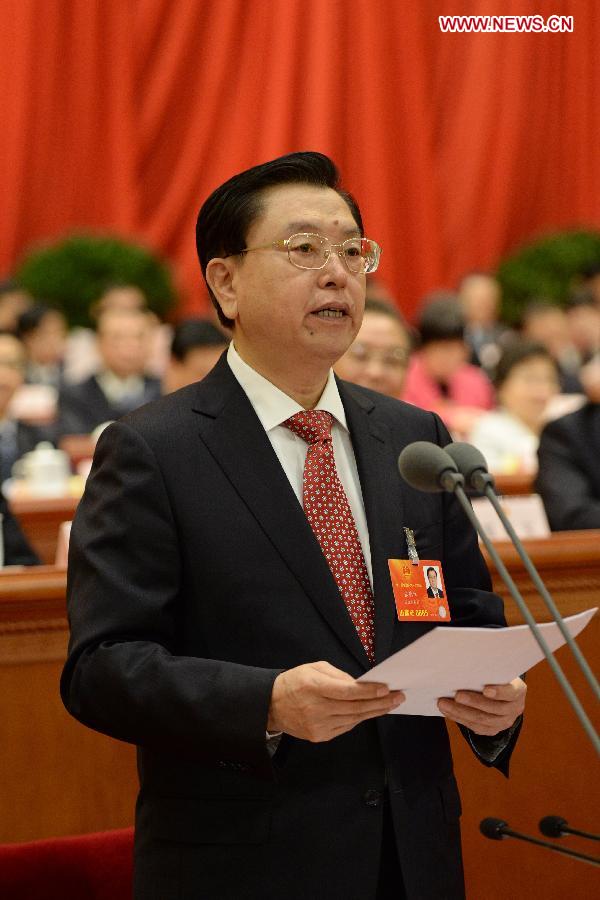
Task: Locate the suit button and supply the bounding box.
[363,789,383,807]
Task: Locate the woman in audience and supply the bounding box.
[335,298,412,398]
[468,340,560,474]
[401,294,494,436]
[16,304,68,390]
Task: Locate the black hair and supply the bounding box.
[493,339,557,389]
[195,151,363,328]
[426,567,437,577]
[566,288,597,311]
[171,319,229,361]
[417,295,465,345]
[16,303,63,338]
[0,279,18,296]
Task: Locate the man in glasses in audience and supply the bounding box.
[62,152,525,900]
[335,297,413,398]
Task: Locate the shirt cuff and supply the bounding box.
[266,730,283,757]
[467,716,522,763]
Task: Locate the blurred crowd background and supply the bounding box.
[1,0,599,551]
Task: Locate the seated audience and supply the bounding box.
[58,309,161,435]
[458,272,513,373]
[164,319,229,393]
[334,298,412,398]
[401,294,494,436]
[520,301,581,392]
[16,304,68,389]
[0,333,49,483]
[0,491,40,565]
[0,280,33,333]
[536,358,600,530]
[468,341,560,474]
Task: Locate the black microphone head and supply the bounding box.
[480,817,508,840]
[539,815,568,838]
[444,441,495,492]
[398,442,461,493]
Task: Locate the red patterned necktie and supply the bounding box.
[283,410,375,661]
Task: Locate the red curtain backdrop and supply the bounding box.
[1,0,598,319]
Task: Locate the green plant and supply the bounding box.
[497,229,600,325]
[15,233,176,327]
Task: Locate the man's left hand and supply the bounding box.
[437,677,526,736]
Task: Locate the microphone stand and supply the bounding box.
[440,471,600,755]
[479,476,599,701]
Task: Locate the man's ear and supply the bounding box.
[206,258,239,322]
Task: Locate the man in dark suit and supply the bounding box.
[536,360,600,530]
[425,567,444,599]
[57,308,161,435]
[0,332,51,482]
[61,153,525,900]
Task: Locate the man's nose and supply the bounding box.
[317,248,349,286]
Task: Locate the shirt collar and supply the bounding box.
[227,343,348,433]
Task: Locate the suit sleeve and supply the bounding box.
[60,420,280,769]
[536,419,600,530]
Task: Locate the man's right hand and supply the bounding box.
[267,661,404,742]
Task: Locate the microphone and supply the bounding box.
[398,441,600,755]
[539,815,600,842]
[397,441,464,494]
[480,817,600,866]
[444,441,600,703]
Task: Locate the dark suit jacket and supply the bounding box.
[61,356,518,900]
[57,374,161,436]
[0,492,39,566]
[426,586,444,599]
[536,403,600,530]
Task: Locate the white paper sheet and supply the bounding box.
[358,608,597,716]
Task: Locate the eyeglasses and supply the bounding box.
[346,342,410,370]
[232,232,382,275]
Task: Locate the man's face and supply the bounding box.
[459,276,500,328]
[428,569,438,589]
[98,312,151,379]
[335,312,411,397]
[215,184,366,380]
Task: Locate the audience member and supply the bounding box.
[468,341,560,474]
[536,358,600,530]
[64,282,171,383]
[0,334,49,483]
[334,298,412,397]
[565,289,600,367]
[401,294,494,436]
[164,319,229,393]
[0,280,33,333]
[457,272,512,373]
[520,301,581,392]
[58,309,161,435]
[16,304,68,389]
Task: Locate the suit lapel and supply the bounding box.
[191,358,370,669]
[338,381,406,664]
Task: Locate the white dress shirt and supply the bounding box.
[227,343,373,585]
